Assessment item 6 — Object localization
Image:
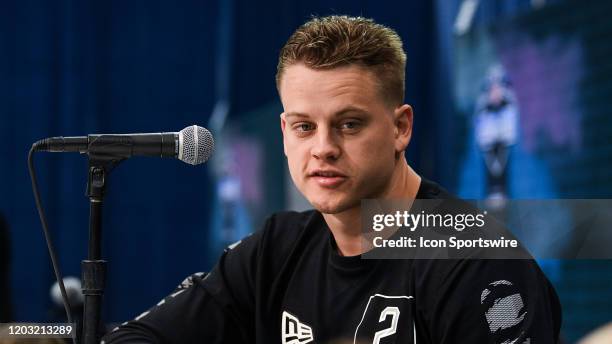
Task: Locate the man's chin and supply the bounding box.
[315,205,343,214]
[310,199,358,214]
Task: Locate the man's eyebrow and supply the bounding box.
[283,112,310,119]
[284,107,369,120]
[334,106,370,117]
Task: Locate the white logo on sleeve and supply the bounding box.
[282,311,314,344]
[481,280,530,343]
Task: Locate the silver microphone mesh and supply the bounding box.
[178,125,214,165]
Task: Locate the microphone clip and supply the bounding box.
[86,153,126,200]
[85,134,134,199]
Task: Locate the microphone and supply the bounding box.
[32,125,214,165]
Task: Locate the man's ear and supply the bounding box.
[280,113,288,156]
[394,104,413,153]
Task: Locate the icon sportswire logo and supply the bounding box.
[282,311,314,344]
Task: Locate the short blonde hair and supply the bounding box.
[276,15,407,105]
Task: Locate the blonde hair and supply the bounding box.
[276,15,407,105]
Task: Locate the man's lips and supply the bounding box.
[308,170,348,188]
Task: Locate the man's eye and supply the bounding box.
[340,121,361,130]
[294,123,314,132]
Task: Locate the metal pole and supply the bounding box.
[81,166,107,344]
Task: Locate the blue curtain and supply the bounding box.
[1,0,438,322]
[0,0,219,321]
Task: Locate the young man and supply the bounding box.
[102,16,561,344]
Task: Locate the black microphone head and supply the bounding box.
[178,125,214,165]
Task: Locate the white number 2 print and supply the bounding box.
[373,307,400,344]
[353,294,414,344]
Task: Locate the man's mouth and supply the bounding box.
[309,170,348,188]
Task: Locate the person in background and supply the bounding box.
[474,65,519,203]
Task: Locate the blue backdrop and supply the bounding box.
[0,0,441,323]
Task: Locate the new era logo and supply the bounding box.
[282,311,314,344]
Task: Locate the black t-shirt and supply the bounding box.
[102,179,562,344]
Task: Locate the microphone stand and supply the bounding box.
[82,138,128,344]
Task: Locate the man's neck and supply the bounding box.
[323,161,422,257]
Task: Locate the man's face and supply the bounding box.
[279,63,410,214]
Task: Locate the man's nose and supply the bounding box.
[311,127,341,161]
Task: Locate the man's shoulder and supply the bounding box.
[266,209,321,227]
[261,209,323,236]
[412,180,557,294]
[229,209,324,256]
[416,177,455,200]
